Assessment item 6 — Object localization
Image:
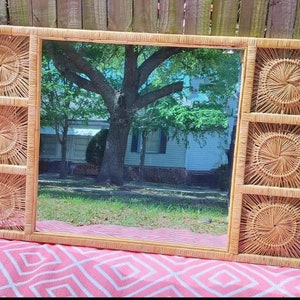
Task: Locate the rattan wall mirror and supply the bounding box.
[0,26,300,269]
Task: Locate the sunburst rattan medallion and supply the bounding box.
[0,173,26,231]
[0,35,29,97]
[239,194,300,258]
[252,48,300,115]
[0,105,28,165]
[244,122,300,188]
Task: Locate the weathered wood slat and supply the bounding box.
[57,0,82,29]
[211,0,239,36]
[158,0,185,34]
[0,0,8,25]
[1,0,300,39]
[133,0,158,33]
[7,0,32,26]
[184,0,211,35]
[32,0,56,28]
[82,0,107,30]
[266,0,297,39]
[293,0,300,39]
[108,0,133,32]
[238,0,268,38]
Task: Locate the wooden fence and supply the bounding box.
[1,0,300,39]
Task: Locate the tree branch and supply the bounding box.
[43,41,116,112]
[137,47,189,89]
[133,81,183,110]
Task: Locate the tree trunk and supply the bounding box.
[59,136,68,179]
[97,116,131,186]
[138,130,147,182]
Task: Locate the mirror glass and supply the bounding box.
[36,40,243,249]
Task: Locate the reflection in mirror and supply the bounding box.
[37,40,243,249]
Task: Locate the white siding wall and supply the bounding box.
[68,136,93,162]
[185,133,228,171]
[185,99,237,171]
[40,135,58,159]
[124,134,186,168]
[40,135,92,163]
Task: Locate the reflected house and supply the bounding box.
[39,119,109,176]
[40,94,237,189]
[124,87,238,189]
[40,75,239,189]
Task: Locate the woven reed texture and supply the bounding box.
[239,194,300,258]
[0,173,26,231]
[0,105,28,166]
[0,33,29,232]
[244,123,300,188]
[24,33,40,235]
[252,48,300,115]
[0,35,29,98]
[1,26,300,268]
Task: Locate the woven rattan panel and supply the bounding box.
[0,26,300,268]
[0,35,29,231]
[236,47,300,260]
[239,194,300,258]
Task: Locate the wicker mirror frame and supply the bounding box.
[0,25,300,269]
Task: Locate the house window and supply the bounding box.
[72,137,90,158]
[131,129,167,154]
[40,135,57,157]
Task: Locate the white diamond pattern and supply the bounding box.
[0,240,299,297]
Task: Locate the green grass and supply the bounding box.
[38,179,229,235]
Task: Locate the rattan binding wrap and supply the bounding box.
[239,194,300,258]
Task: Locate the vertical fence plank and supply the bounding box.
[4,0,300,39]
[57,0,82,29]
[238,0,268,38]
[265,0,297,39]
[7,0,32,26]
[0,0,8,24]
[107,0,133,31]
[133,0,158,33]
[185,0,211,35]
[211,0,239,36]
[293,1,300,39]
[31,0,56,27]
[82,0,107,30]
[158,0,185,34]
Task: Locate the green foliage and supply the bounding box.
[132,97,229,147]
[49,42,240,100]
[44,42,240,140]
[85,129,109,167]
[44,41,241,184]
[41,54,108,131]
[131,49,241,147]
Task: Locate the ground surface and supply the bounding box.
[38,172,229,204]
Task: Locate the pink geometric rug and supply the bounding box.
[1,220,300,297]
[0,238,300,297]
[36,220,227,248]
